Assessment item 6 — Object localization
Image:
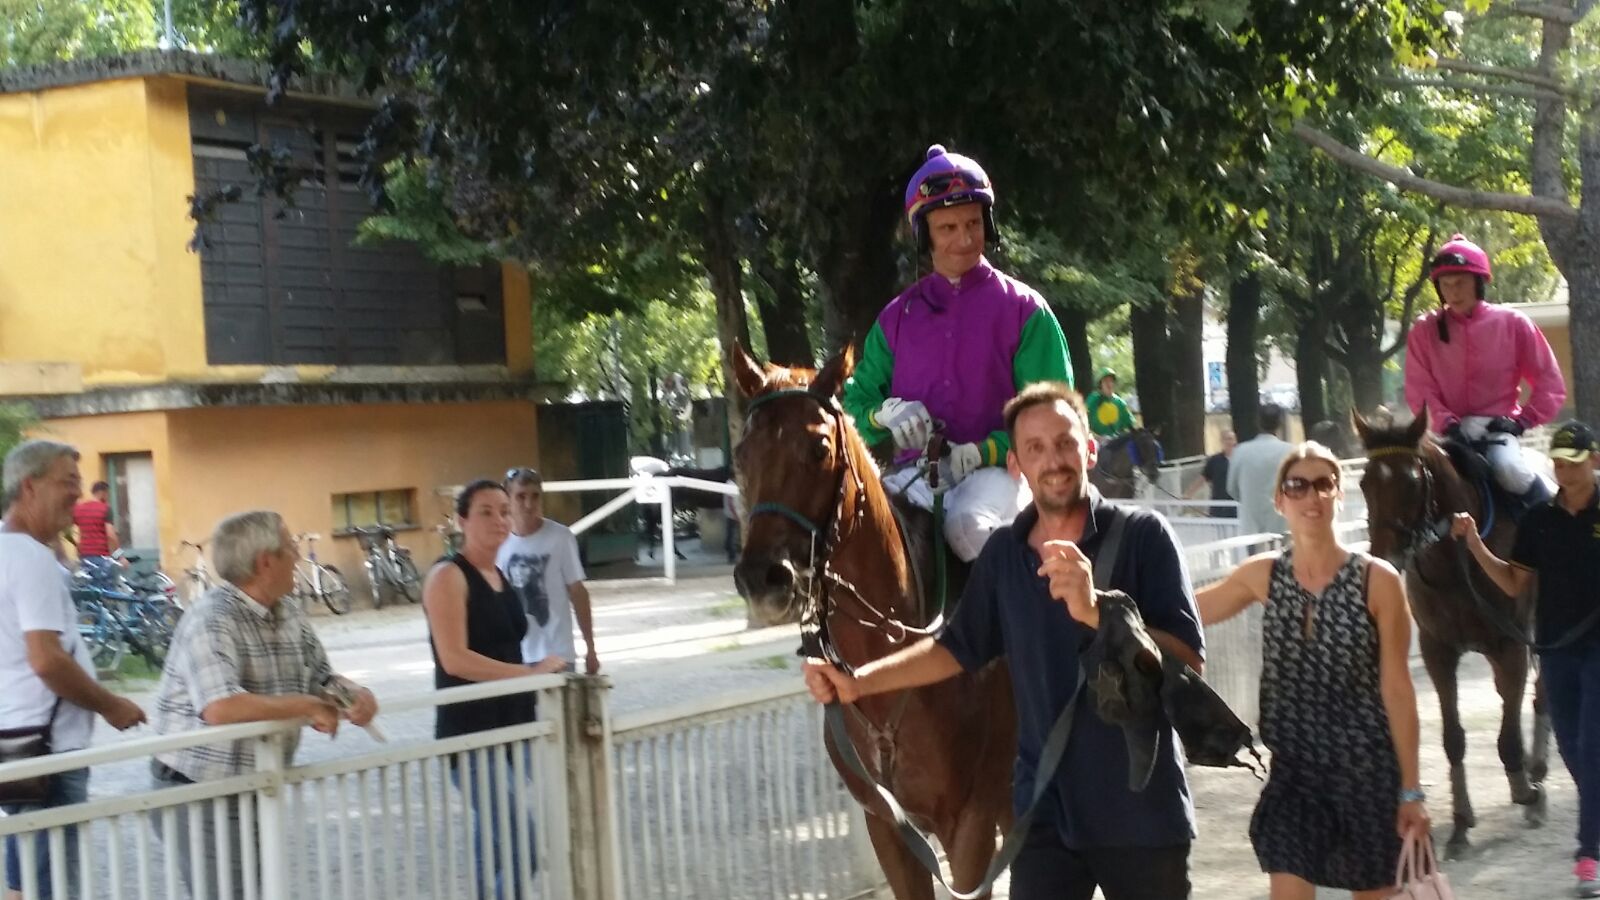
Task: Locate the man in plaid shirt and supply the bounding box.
[149,510,377,899]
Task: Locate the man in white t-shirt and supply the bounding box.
[497,468,600,674]
[0,441,146,900]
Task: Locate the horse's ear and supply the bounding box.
[811,345,856,399]
[732,342,766,399]
[1351,408,1371,445]
[1407,402,1430,446]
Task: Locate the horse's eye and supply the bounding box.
[814,440,830,459]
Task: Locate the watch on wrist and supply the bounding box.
[1398,787,1426,804]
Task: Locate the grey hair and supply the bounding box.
[2,440,80,510]
[212,510,290,584]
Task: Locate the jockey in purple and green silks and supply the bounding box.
[842,144,1073,561]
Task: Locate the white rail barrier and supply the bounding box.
[0,674,569,900]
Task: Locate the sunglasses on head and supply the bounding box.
[1280,475,1338,499]
[505,467,541,484]
[1432,252,1470,269]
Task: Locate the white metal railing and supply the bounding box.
[609,680,878,900]
[0,674,569,900]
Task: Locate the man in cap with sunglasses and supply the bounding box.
[842,144,1072,562]
[1405,233,1565,514]
[1452,421,1600,896]
[497,468,600,675]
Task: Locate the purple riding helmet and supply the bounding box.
[903,144,997,251]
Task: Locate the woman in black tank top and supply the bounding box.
[424,479,558,897]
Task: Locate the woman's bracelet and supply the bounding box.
[1398,787,1426,804]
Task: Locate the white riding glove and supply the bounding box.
[948,442,984,484]
[874,398,934,452]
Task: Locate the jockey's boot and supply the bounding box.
[1509,478,1555,522]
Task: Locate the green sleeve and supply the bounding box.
[842,321,895,447]
[1116,396,1135,432]
[980,307,1074,464]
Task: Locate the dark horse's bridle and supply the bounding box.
[1364,444,1454,570]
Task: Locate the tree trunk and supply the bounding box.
[1130,300,1174,441]
[817,182,902,350]
[1168,285,1206,458]
[1347,354,1384,415]
[751,248,815,366]
[1056,303,1094,394]
[1564,118,1599,423]
[702,191,754,441]
[1227,271,1262,440]
[1294,314,1330,431]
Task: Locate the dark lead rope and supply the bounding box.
[819,509,1128,899]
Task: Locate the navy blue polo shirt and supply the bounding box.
[1512,486,1600,649]
[938,489,1205,849]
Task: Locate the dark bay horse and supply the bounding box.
[1354,408,1550,857]
[1089,428,1163,499]
[729,345,1015,899]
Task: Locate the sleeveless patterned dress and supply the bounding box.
[1249,549,1402,890]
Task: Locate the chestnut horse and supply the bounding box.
[730,345,1015,899]
[1354,409,1550,857]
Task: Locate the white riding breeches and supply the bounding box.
[882,466,1030,562]
[1458,416,1552,495]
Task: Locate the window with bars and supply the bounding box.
[332,489,417,535]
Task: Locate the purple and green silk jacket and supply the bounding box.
[842,258,1073,465]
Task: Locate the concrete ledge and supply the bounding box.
[16,379,564,419]
[0,50,367,104]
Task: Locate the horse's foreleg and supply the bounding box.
[1488,645,1546,827]
[1421,632,1474,857]
[863,814,935,900]
[1531,668,1553,784]
[941,811,1003,900]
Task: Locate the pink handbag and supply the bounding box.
[1387,832,1455,900]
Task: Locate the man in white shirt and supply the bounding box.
[497,468,601,674]
[0,440,145,900]
[1227,404,1296,536]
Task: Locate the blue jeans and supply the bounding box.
[2,767,89,897]
[450,748,537,899]
[1541,645,1600,858]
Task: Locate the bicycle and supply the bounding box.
[178,539,214,604]
[353,526,421,609]
[293,532,352,615]
[71,580,168,669]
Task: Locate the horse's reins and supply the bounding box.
[1366,444,1600,650]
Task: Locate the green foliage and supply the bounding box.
[0,404,37,462]
[0,0,261,68]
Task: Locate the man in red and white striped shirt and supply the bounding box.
[70,481,119,560]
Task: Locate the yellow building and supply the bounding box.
[0,52,550,607]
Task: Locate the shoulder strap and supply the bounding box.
[1094,505,1130,593]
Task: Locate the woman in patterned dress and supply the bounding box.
[1197,441,1431,898]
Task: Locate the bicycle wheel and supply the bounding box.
[394,554,422,604]
[318,564,352,615]
[77,603,126,672]
[364,558,386,610]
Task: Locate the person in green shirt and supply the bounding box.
[1085,368,1136,439]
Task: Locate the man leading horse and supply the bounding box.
[842,144,1072,562]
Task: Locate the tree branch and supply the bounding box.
[1378,75,1565,103]
[1497,2,1579,24]
[1435,58,1566,92]
[1290,123,1580,222]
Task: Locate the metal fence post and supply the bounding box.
[565,675,624,900]
[253,732,289,900]
[661,490,676,583]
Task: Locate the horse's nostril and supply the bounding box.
[765,561,796,589]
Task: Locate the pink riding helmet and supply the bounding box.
[1429,234,1492,283]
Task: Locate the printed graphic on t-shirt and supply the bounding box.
[505,552,551,626]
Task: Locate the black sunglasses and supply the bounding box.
[505,467,541,484]
[1431,251,1471,269]
[1280,475,1338,499]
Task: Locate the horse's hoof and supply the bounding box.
[1513,782,1544,807]
[1445,834,1473,860]
[1525,788,1549,828]
[1531,761,1550,783]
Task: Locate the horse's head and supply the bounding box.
[729,343,856,626]
[1128,427,1164,483]
[1353,405,1436,570]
